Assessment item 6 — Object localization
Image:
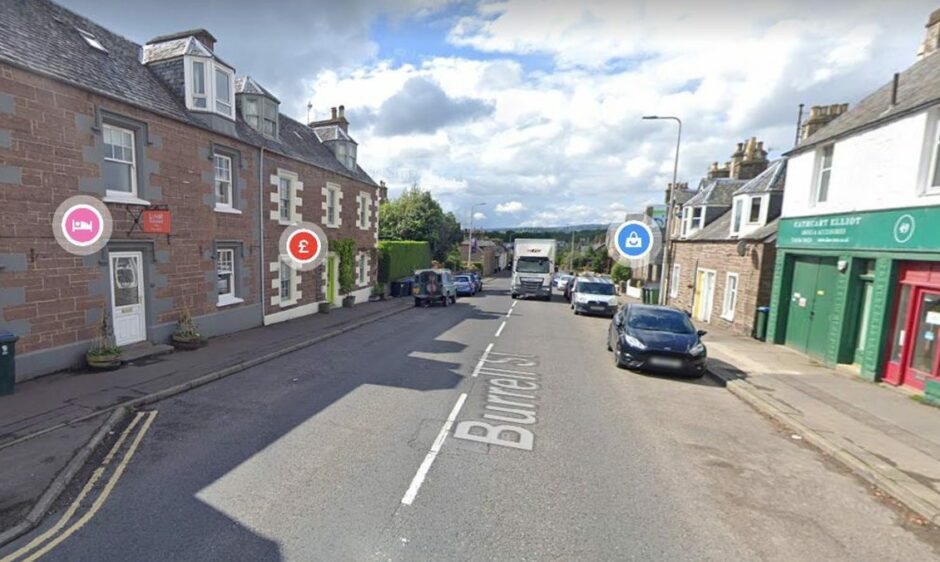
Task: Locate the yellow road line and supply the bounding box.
[21,411,158,562]
[1,412,146,562]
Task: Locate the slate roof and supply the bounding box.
[685,211,778,242]
[794,48,940,154]
[141,36,212,64]
[733,159,787,195]
[234,76,279,102]
[313,125,355,144]
[0,0,375,186]
[684,178,747,207]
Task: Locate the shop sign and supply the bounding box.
[778,207,940,251]
[141,210,171,234]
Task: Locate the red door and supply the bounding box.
[885,262,940,390]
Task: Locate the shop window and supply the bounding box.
[890,285,912,363]
[910,292,940,375]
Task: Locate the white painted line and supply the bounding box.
[511,301,517,309]
[506,308,513,317]
[495,321,507,337]
[471,343,495,378]
[401,393,468,506]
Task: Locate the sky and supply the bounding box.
[60,0,937,228]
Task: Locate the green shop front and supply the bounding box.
[767,206,940,392]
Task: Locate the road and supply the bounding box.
[2,274,938,561]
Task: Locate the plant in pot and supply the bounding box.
[371,282,386,301]
[86,311,122,370]
[335,239,357,308]
[171,308,206,350]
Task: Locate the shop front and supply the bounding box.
[768,206,940,390]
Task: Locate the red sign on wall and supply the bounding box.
[141,210,171,234]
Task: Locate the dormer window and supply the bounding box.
[334,140,357,171]
[747,196,762,224]
[731,199,743,235]
[184,56,234,119]
[242,95,279,139]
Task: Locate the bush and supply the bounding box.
[333,239,357,294]
[377,241,432,282]
[611,263,631,284]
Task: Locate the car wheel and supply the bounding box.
[414,298,421,307]
[613,344,624,369]
[442,295,449,307]
[451,295,457,304]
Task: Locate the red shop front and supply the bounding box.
[884,262,940,390]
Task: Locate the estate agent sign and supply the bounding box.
[778,207,940,251]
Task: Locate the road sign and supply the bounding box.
[278,222,328,271]
[614,220,653,260]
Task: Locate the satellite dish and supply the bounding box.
[736,240,747,256]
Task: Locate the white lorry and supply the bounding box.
[511,239,557,300]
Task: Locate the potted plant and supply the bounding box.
[335,239,357,308]
[86,311,122,370]
[371,282,386,301]
[171,308,206,350]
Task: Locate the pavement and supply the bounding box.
[702,322,940,526]
[0,296,412,534]
[2,274,937,561]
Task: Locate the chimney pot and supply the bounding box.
[338,105,345,118]
[331,107,337,119]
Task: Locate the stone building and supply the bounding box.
[0,0,381,380]
[666,139,788,336]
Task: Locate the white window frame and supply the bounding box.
[278,177,292,223]
[102,123,138,200]
[730,198,743,236]
[747,196,762,225]
[357,252,368,286]
[681,207,691,237]
[214,154,234,211]
[184,56,235,119]
[326,185,340,227]
[688,206,704,233]
[357,194,370,229]
[216,248,243,307]
[926,114,940,193]
[814,144,834,204]
[279,261,293,302]
[721,272,739,321]
[670,263,680,298]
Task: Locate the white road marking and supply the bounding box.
[511,301,517,309]
[495,321,507,337]
[506,308,513,317]
[401,393,468,506]
[471,343,495,378]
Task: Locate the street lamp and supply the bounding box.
[467,202,486,268]
[642,115,682,305]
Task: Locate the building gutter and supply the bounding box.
[258,146,266,326]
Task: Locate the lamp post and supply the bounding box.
[467,203,486,268]
[642,115,681,305]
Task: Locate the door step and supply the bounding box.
[121,342,174,363]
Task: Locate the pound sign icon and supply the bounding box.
[297,239,309,255]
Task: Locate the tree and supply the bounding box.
[379,186,462,261]
[611,263,631,284]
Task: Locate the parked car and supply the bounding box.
[454,275,476,296]
[570,276,618,317]
[564,276,576,302]
[553,273,574,290]
[413,269,457,307]
[607,304,707,377]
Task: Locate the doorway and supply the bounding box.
[327,254,339,305]
[784,256,838,360]
[693,269,716,323]
[109,251,146,346]
[885,262,940,390]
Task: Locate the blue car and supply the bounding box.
[454,275,476,296]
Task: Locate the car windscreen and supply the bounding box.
[455,276,471,282]
[576,282,615,295]
[516,257,550,273]
[627,308,695,334]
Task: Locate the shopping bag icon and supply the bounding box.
[625,232,642,248]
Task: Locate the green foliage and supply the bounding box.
[611,263,632,284]
[379,187,462,261]
[334,239,357,295]
[377,240,432,282]
[172,308,202,340]
[88,310,121,356]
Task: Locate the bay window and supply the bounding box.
[185,56,235,119]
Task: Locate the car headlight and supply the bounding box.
[623,335,647,350]
[689,342,705,356]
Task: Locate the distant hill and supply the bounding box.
[481,224,608,233]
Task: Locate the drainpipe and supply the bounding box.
[258,146,266,326]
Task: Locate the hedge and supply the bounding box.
[378,241,432,283]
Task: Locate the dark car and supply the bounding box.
[607,304,707,377]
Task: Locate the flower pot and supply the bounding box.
[86,352,122,370]
[319,302,331,313]
[342,295,356,308]
[171,335,206,351]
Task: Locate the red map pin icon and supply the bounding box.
[286,228,322,265]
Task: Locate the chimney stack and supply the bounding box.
[733,137,769,180]
[799,103,849,142]
[918,8,940,59]
[311,105,350,133]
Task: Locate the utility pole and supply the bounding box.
[569,229,575,271]
[642,115,682,305]
[467,203,486,268]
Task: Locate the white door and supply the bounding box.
[110,251,146,346]
[695,269,717,323]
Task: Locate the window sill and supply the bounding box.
[326,223,340,229]
[214,205,242,215]
[217,295,244,308]
[720,313,735,322]
[278,219,294,226]
[104,192,150,206]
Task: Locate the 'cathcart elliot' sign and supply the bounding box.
[777,207,940,251]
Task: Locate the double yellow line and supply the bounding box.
[1,410,158,562]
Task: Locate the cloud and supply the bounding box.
[373,76,494,135]
[473,211,487,220]
[495,201,525,213]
